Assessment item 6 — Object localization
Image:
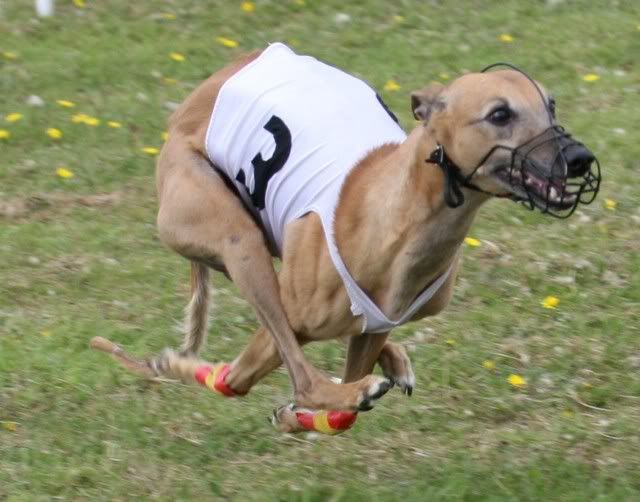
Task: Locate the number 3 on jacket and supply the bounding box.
[235,115,292,210]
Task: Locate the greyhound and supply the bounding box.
[91,44,600,434]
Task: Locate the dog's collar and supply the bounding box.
[426,144,501,208]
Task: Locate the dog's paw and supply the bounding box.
[378,342,415,397]
[356,375,393,411]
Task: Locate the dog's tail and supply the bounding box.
[180,261,210,355]
[90,261,213,384]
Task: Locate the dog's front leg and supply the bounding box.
[342,333,389,384]
[343,334,414,396]
[376,341,415,396]
[340,335,415,396]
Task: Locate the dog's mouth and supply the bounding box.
[494,166,578,210]
[493,153,601,217]
[486,126,602,218]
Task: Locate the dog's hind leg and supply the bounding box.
[225,327,282,395]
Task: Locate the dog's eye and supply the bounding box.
[548,97,556,118]
[486,106,513,126]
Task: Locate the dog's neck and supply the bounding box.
[334,125,490,318]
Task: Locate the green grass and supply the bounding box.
[1,0,639,499]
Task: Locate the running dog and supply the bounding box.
[91,43,600,434]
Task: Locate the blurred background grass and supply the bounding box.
[1,1,639,500]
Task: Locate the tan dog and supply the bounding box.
[91,47,599,433]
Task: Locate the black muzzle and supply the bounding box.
[502,125,601,217]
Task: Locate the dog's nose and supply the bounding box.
[563,143,595,177]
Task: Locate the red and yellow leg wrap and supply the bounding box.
[194,363,235,397]
[295,409,358,435]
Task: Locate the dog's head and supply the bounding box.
[411,66,600,217]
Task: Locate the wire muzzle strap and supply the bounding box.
[427,145,465,208]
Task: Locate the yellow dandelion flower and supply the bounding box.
[464,237,481,247]
[482,359,496,370]
[0,129,10,140]
[604,198,616,210]
[507,374,526,388]
[71,113,89,123]
[445,338,457,346]
[56,167,74,179]
[392,15,404,23]
[1,421,17,432]
[439,72,450,81]
[383,79,401,92]
[562,409,574,419]
[46,128,63,139]
[169,52,186,62]
[287,39,300,47]
[162,77,177,86]
[73,0,85,8]
[107,121,122,128]
[41,330,52,337]
[216,37,239,48]
[2,51,18,60]
[160,12,176,20]
[499,34,514,43]
[582,73,600,82]
[6,112,23,123]
[241,1,255,13]
[294,0,305,5]
[83,116,100,126]
[142,146,160,156]
[56,99,76,108]
[161,131,169,141]
[542,295,559,309]
[71,113,99,126]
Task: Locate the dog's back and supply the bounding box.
[204,42,406,251]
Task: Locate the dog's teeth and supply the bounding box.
[550,186,559,201]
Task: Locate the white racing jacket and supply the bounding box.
[205,42,452,333]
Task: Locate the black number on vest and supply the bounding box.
[235,115,292,210]
[376,93,400,124]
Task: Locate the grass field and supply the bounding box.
[1,0,640,500]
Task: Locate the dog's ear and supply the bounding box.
[411,83,445,122]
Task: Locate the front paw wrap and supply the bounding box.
[272,404,358,435]
[194,363,236,397]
